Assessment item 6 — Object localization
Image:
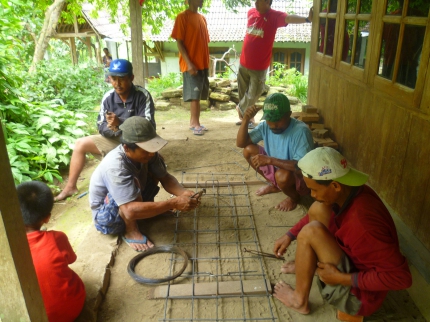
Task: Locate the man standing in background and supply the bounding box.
[171,0,210,136]
[236,0,313,128]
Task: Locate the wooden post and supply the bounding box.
[129,0,145,87]
[69,37,78,65]
[86,37,93,60]
[144,41,149,81]
[0,122,48,321]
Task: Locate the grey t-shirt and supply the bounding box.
[89,145,167,217]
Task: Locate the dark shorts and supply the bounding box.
[317,253,362,315]
[93,177,160,235]
[182,69,209,102]
[258,146,310,196]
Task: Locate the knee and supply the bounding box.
[275,169,294,187]
[73,137,97,154]
[243,144,258,159]
[297,221,326,242]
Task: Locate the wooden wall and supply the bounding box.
[308,60,430,252]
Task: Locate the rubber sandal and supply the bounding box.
[235,121,242,125]
[122,233,151,252]
[189,125,208,131]
[248,122,255,129]
[193,128,204,136]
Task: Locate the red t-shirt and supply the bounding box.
[27,231,86,322]
[240,8,287,70]
[288,185,412,316]
[171,9,210,72]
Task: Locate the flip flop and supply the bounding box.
[122,233,152,252]
[248,122,255,129]
[235,121,242,125]
[189,125,208,131]
[193,127,204,136]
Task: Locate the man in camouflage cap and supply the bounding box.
[236,93,313,211]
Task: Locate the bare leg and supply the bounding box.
[275,169,300,212]
[236,105,255,124]
[55,137,100,201]
[273,220,343,314]
[189,100,201,128]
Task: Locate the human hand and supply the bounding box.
[187,63,198,76]
[308,7,313,21]
[106,111,119,128]
[273,234,292,258]
[251,154,270,168]
[174,195,199,212]
[181,190,196,198]
[316,262,341,285]
[243,105,261,122]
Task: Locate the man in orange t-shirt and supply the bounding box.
[171,0,210,136]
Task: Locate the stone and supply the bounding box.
[181,100,209,111]
[210,92,230,102]
[214,101,236,110]
[299,113,319,123]
[214,87,232,95]
[312,128,329,138]
[302,105,318,113]
[154,101,170,111]
[216,79,231,87]
[311,123,325,129]
[161,88,182,98]
[287,96,299,105]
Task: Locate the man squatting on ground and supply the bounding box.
[236,0,313,128]
[55,59,156,201]
[272,147,412,316]
[171,0,210,136]
[236,93,313,212]
[89,116,199,252]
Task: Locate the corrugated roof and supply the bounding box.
[82,0,312,43]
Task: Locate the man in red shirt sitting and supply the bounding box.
[272,147,412,318]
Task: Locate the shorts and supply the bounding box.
[183,69,209,102]
[317,253,362,315]
[90,134,121,157]
[258,146,310,196]
[93,178,161,235]
[237,64,267,116]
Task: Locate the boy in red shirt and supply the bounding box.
[272,147,411,318]
[17,181,86,322]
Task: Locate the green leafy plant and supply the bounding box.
[267,62,308,103]
[146,72,182,98]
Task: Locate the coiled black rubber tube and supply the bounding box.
[127,245,189,284]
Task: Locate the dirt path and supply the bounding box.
[50,107,425,322]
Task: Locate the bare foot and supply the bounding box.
[275,196,298,212]
[281,261,296,274]
[273,281,310,314]
[54,187,78,201]
[256,184,280,196]
[122,231,154,252]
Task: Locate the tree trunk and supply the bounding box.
[29,0,66,73]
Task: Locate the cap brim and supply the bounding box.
[135,135,168,153]
[334,168,369,186]
[107,72,129,77]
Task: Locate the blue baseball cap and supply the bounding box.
[107,59,133,77]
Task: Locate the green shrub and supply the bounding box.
[267,62,308,103]
[146,72,182,98]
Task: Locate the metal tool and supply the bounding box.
[243,247,285,261]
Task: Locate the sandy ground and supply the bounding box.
[49,107,426,322]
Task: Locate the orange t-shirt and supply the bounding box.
[171,9,210,72]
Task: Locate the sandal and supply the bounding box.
[193,128,204,135]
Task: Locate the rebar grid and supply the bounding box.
[160,172,277,322]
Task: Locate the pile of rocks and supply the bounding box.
[155,77,338,149]
[155,77,300,112]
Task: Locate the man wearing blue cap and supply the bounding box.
[272,147,411,318]
[236,92,313,211]
[55,59,156,201]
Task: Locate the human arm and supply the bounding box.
[250,155,298,172]
[236,106,261,148]
[285,7,313,24]
[176,39,197,76]
[56,231,77,264]
[97,96,122,138]
[273,214,310,257]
